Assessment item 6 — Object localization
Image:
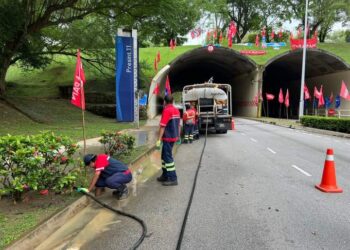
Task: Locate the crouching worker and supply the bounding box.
[83,154,132,200]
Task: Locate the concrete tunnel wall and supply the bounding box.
[262,49,350,118]
[290,70,350,114]
[148,47,259,118]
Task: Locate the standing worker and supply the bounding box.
[156,95,181,186]
[79,154,132,200]
[183,103,196,143]
[193,102,200,140]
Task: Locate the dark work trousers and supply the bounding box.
[161,141,177,181]
[96,172,132,192]
[184,123,194,142]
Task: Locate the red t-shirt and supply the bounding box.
[160,104,180,142]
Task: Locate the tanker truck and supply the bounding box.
[182,83,232,134]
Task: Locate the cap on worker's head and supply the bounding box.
[185,103,190,109]
[84,154,96,166]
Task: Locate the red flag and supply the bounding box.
[271,29,275,40]
[261,27,266,37]
[278,29,283,39]
[154,57,158,72]
[304,84,310,100]
[318,85,325,107]
[153,83,160,95]
[219,31,223,43]
[165,75,171,96]
[207,31,211,40]
[170,39,174,50]
[253,94,259,106]
[330,92,334,103]
[278,88,284,103]
[266,93,275,101]
[228,32,233,48]
[71,49,86,110]
[213,29,217,39]
[229,21,237,37]
[314,86,321,99]
[285,89,290,107]
[340,80,350,100]
[157,51,161,63]
[313,29,318,39]
[255,35,260,47]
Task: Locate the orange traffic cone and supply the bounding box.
[315,149,343,193]
[231,118,235,130]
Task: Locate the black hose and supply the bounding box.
[176,113,209,250]
[74,188,147,250]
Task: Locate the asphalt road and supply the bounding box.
[80,118,350,250]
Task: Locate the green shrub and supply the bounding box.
[99,131,135,157]
[300,116,350,133]
[0,132,81,201]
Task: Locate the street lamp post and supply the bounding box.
[298,0,309,119]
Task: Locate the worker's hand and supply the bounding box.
[156,140,162,150]
[176,138,181,145]
[77,187,89,193]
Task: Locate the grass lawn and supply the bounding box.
[0,99,140,141]
[0,192,80,249]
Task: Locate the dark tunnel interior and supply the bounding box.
[263,49,349,118]
[166,47,257,93]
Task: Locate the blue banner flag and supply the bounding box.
[116,36,134,122]
[325,97,331,109]
[335,95,341,109]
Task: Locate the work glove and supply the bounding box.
[176,138,181,145]
[156,140,162,150]
[77,187,89,193]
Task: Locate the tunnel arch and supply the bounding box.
[262,49,350,118]
[148,46,259,118]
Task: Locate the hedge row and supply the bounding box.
[300,116,350,133]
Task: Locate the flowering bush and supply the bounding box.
[99,131,135,157]
[0,132,81,201]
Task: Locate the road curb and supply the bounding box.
[7,143,159,250]
[7,196,90,250]
[245,117,350,139]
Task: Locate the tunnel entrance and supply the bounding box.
[263,49,350,119]
[148,46,258,118]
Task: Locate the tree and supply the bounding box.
[0,0,199,96]
[226,0,261,43]
[280,0,349,42]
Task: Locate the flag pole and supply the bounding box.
[279,103,282,118]
[78,49,86,155]
[298,0,309,119]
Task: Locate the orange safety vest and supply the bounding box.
[183,109,196,124]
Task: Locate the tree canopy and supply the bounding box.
[0,0,200,96]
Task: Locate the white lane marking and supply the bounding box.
[335,140,340,143]
[267,148,276,154]
[241,132,246,136]
[292,165,312,177]
[316,135,321,138]
[250,138,257,142]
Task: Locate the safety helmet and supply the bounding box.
[84,154,96,166]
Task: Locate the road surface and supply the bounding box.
[52,118,350,250]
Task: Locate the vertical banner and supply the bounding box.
[115,29,138,122]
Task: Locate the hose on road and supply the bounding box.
[74,188,147,250]
[176,114,209,250]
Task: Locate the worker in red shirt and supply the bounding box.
[156,95,181,186]
[183,103,196,143]
[80,154,132,200]
[193,103,200,140]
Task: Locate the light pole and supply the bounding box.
[298,0,309,118]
